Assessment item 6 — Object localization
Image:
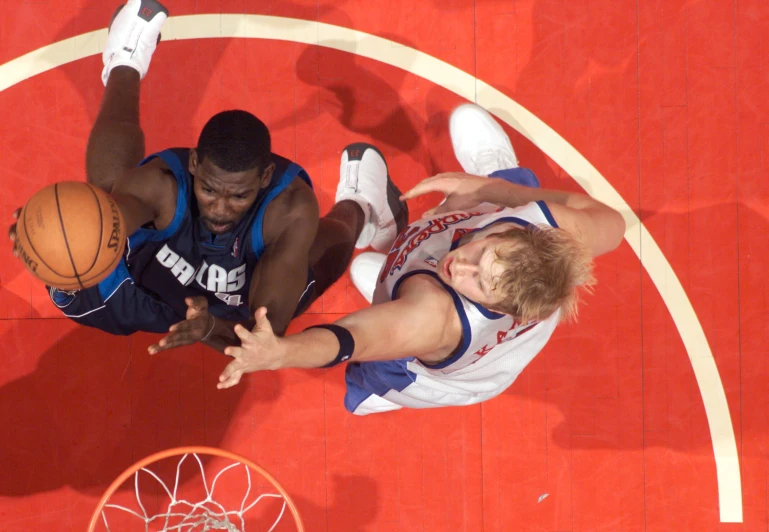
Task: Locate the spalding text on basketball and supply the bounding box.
[107,199,122,251]
[15,241,38,273]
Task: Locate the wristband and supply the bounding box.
[304,324,355,367]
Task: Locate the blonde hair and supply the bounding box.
[489,225,595,322]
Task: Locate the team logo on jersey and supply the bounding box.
[423,255,438,268]
[472,319,538,361]
[380,211,485,283]
[155,243,246,302]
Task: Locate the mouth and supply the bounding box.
[205,220,233,233]
[442,256,453,279]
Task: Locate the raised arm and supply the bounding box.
[402,172,626,257]
[108,157,178,235]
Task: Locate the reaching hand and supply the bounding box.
[217,307,284,389]
[148,296,215,354]
[400,172,489,218]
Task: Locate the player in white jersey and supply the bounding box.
[215,104,626,416]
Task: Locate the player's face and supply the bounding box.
[189,152,274,235]
[436,235,512,309]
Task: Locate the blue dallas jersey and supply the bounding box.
[49,148,313,334]
[126,148,313,322]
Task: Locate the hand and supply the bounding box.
[400,172,490,218]
[148,296,215,354]
[217,307,284,389]
[8,207,21,256]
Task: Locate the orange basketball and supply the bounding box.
[14,181,127,290]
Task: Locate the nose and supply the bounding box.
[208,198,229,220]
[453,259,478,277]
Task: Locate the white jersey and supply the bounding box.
[344,200,562,415]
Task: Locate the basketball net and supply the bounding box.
[88,446,304,532]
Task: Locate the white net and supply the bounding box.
[96,452,291,532]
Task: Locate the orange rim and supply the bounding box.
[88,446,304,531]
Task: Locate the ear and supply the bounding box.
[260,162,276,189]
[189,149,199,175]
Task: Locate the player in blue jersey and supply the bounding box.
[8,0,407,355]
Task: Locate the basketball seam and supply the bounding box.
[54,183,84,289]
[49,232,125,289]
[21,202,71,278]
[76,243,125,286]
[83,183,104,275]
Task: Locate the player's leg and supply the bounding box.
[86,0,168,192]
[294,143,408,314]
[449,103,540,188]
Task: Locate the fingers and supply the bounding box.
[9,225,18,257]
[217,370,243,389]
[148,321,203,354]
[233,324,253,342]
[217,360,244,389]
[185,296,208,310]
[185,296,208,319]
[400,176,441,201]
[253,307,273,334]
[223,345,245,358]
[147,334,190,354]
[9,208,21,249]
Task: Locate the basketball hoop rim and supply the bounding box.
[87,445,304,532]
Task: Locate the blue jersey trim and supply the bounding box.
[97,258,133,301]
[250,162,305,258]
[448,216,533,254]
[536,200,559,227]
[296,168,313,190]
[489,167,541,189]
[128,149,189,249]
[391,270,472,370]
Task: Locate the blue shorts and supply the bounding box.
[49,259,318,336]
[48,259,182,336]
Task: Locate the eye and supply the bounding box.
[233,194,247,200]
[202,187,214,194]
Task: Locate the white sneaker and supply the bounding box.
[449,103,518,176]
[350,252,387,304]
[101,0,169,86]
[336,143,409,252]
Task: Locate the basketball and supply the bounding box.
[13,181,127,290]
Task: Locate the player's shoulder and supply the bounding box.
[268,176,319,224]
[396,273,464,362]
[397,273,454,307]
[111,157,178,223]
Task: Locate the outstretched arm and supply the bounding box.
[217,275,461,389]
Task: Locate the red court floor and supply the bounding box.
[0,0,766,530]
